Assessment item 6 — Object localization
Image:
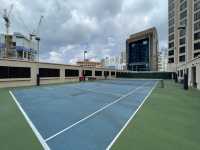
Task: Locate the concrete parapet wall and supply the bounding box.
[0,59,117,88]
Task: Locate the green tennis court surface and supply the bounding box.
[0,80,200,150]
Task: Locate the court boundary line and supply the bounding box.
[74,86,121,97]
[45,81,150,142]
[106,81,158,150]
[9,91,51,150]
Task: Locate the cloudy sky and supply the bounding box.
[0,0,168,64]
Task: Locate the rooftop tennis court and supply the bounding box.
[10,79,157,150]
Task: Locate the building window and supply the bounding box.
[180,19,187,27]
[180,70,183,77]
[194,21,200,31]
[168,18,174,27]
[194,32,200,40]
[180,1,187,11]
[169,1,175,11]
[168,58,174,63]
[128,38,150,71]
[194,1,200,12]
[169,27,174,34]
[194,42,200,50]
[179,55,185,62]
[194,11,200,21]
[0,66,31,79]
[104,71,109,76]
[179,38,186,45]
[84,70,92,76]
[168,50,174,56]
[169,11,175,19]
[111,72,115,76]
[39,68,60,77]
[65,69,79,77]
[179,46,185,53]
[169,34,174,41]
[95,71,102,76]
[179,29,186,37]
[169,42,174,48]
[180,10,187,19]
[194,52,200,58]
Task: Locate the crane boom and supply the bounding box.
[36,15,44,35]
[30,15,44,39]
[8,4,14,18]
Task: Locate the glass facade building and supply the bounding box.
[127,38,150,71]
[126,27,158,72]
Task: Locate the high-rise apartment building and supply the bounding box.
[168,0,200,89]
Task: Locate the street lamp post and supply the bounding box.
[178,26,188,90]
[35,36,40,86]
[84,50,87,61]
[82,50,87,79]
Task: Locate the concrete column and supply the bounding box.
[79,68,82,77]
[32,62,37,85]
[92,68,95,77]
[22,51,24,59]
[60,66,65,81]
[109,71,111,79]
[197,64,200,89]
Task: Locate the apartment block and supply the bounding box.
[168,0,200,89]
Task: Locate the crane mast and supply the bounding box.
[1,4,14,58]
[2,4,14,34]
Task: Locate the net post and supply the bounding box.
[160,79,164,88]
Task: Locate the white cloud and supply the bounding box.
[42,51,64,64]
[0,0,168,64]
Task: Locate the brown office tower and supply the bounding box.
[126,27,159,71]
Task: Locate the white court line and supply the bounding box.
[106,81,158,150]
[113,78,162,81]
[74,86,122,97]
[9,91,51,150]
[45,81,150,142]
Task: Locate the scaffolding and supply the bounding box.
[0,33,37,61]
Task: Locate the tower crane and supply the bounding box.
[30,15,44,40]
[29,15,44,86]
[2,4,14,34]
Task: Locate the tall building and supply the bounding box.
[158,48,168,72]
[101,51,126,70]
[126,27,159,71]
[168,0,200,88]
[0,32,37,61]
[101,56,121,69]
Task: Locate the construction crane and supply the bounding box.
[29,15,44,86]
[30,15,44,40]
[2,4,14,34]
